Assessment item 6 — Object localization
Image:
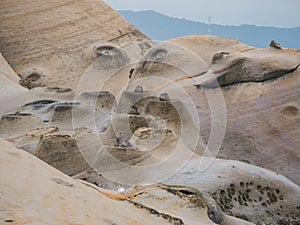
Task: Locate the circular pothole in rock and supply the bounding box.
[26,72,41,82]
[282,105,298,117]
[94,45,115,57]
[18,69,45,89]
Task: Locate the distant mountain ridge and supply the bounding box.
[119,10,300,49]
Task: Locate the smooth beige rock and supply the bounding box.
[0,137,254,225]
[0,2,299,224]
[0,52,20,82]
[0,0,151,90]
[130,35,300,185]
[0,138,171,225]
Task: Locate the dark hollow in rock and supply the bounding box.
[54,104,77,112]
[94,45,115,57]
[149,48,168,61]
[93,44,129,68]
[282,105,298,117]
[18,71,44,89]
[19,78,43,89]
[129,68,135,79]
[1,113,33,121]
[23,100,56,106]
[128,105,139,115]
[134,85,143,93]
[211,181,298,225]
[46,87,72,93]
[3,113,32,117]
[26,72,41,82]
[50,103,81,124]
[212,52,230,64]
[159,93,170,101]
[23,100,57,109]
[199,58,299,88]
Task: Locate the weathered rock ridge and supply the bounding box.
[0,0,152,90]
[0,0,299,224]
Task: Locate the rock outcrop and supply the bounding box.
[0,137,255,225]
[130,35,300,185]
[0,1,299,224]
[0,0,152,90]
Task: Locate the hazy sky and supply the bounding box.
[103,0,300,28]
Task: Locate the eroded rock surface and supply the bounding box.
[0,138,255,225]
[129,35,300,185]
[0,0,152,90]
[0,1,299,224]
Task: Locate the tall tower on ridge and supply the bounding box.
[208,16,212,34]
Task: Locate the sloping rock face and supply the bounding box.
[0,138,255,225]
[0,1,299,224]
[0,54,29,113]
[0,52,20,82]
[165,157,300,225]
[130,35,300,185]
[0,0,152,89]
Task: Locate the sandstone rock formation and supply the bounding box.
[166,157,300,225]
[0,137,255,225]
[0,0,152,90]
[130,35,300,185]
[0,0,299,224]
